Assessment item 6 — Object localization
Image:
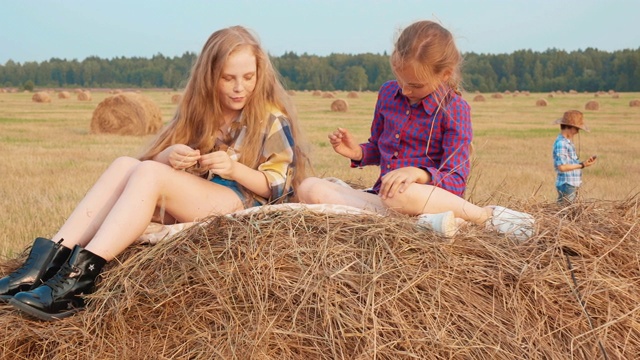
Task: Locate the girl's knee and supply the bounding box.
[296,177,327,203]
[111,156,140,170]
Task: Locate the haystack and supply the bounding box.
[0,200,639,359]
[57,91,71,99]
[630,99,640,107]
[346,91,359,99]
[535,98,548,107]
[312,90,322,96]
[585,100,600,110]
[77,91,92,101]
[321,92,335,99]
[171,93,181,104]
[330,99,348,112]
[31,92,51,103]
[90,92,163,135]
[491,93,503,99]
[473,94,486,102]
[286,90,296,96]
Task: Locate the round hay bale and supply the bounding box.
[491,93,503,99]
[57,91,71,99]
[321,92,335,99]
[286,90,296,96]
[612,93,620,99]
[171,94,181,104]
[78,91,92,101]
[330,99,349,112]
[548,93,555,98]
[1,202,639,359]
[585,100,600,111]
[473,94,486,102]
[535,99,548,107]
[31,92,51,103]
[312,90,322,96]
[630,99,640,107]
[90,92,163,135]
[346,91,359,99]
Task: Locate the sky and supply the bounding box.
[1,0,639,64]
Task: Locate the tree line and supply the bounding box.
[1,47,638,93]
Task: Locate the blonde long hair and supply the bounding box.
[139,26,309,189]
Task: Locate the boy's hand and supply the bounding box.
[584,155,597,167]
[329,127,363,161]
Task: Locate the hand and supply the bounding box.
[168,144,200,170]
[199,150,235,179]
[328,127,363,161]
[584,155,597,167]
[379,167,429,199]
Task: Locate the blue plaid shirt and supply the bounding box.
[351,80,472,197]
[553,134,581,186]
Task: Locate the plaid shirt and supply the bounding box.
[553,134,581,187]
[351,80,472,197]
[217,110,296,205]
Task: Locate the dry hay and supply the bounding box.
[473,94,486,102]
[612,93,620,99]
[171,93,181,104]
[535,98,548,107]
[330,99,348,112]
[1,199,640,359]
[312,90,322,96]
[90,92,163,136]
[585,100,600,111]
[286,90,296,96]
[491,93,503,99]
[77,91,92,101]
[630,99,640,107]
[321,92,335,99]
[31,92,51,103]
[57,91,71,99]
[548,93,555,98]
[346,91,359,99]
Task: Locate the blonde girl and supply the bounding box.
[297,20,534,240]
[1,25,309,320]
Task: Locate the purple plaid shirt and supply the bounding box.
[351,80,472,197]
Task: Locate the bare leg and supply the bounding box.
[296,177,387,214]
[84,160,243,261]
[298,177,492,225]
[382,183,492,225]
[53,156,140,248]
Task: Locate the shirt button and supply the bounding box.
[393,151,398,156]
[395,133,400,139]
[386,165,391,169]
[406,110,410,115]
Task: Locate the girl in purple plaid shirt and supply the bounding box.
[298,20,534,241]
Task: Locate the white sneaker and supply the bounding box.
[417,211,458,238]
[487,206,535,241]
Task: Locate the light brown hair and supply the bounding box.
[139,26,309,190]
[390,20,463,94]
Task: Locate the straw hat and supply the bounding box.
[553,110,590,132]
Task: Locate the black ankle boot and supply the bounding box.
[0,237,71,302]
[9,245,106,321]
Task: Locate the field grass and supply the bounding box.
[1,89,639,255]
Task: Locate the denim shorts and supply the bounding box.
[211,175,260,208]
[556,183,578,204]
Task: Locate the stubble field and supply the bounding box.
[1,89,639,255]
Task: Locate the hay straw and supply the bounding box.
[1,198,639,359]
[585,100,600,111]
[90,92,163,136]
[473,94,486,102]
[535,99,548,107]
[31,92,51,103]
[330,99,348,112]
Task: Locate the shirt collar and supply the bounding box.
[392,81,450,115]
